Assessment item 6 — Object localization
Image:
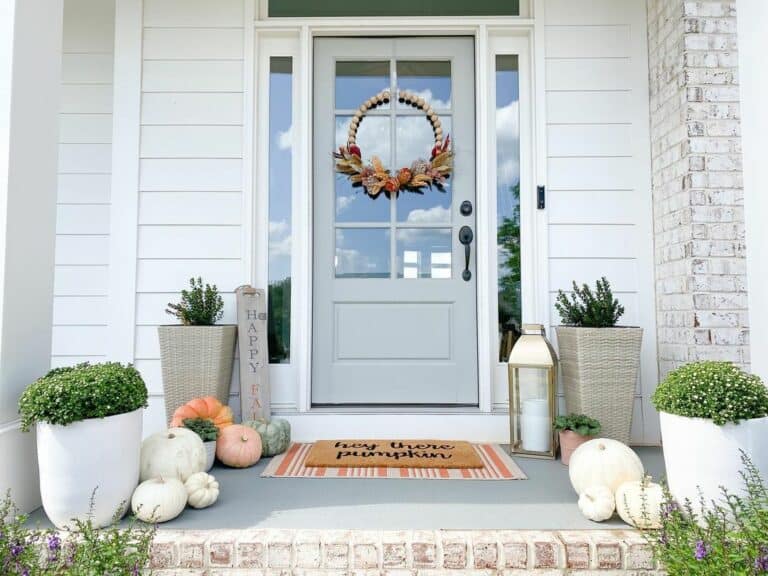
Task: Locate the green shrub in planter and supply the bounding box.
[652,361,768,426]
[19,362,148,431]
[553,413,601,436]
[183,417,219,442]
[554,276,624,328]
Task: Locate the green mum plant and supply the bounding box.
[555,277,625,328]
[183,417,219,442]
[553,413,601,436]
[18,363,148,432]
[652,361,768,426]
[166,276,224,326]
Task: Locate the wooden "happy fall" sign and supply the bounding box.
[235,285,270,420]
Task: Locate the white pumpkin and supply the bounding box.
[569,438,644,495]
[615,477,664,529]
[140,427,206,482]
[131,477,187,523]
[578,485,616,522]
[184,471,220,509]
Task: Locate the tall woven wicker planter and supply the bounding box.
[555,327,643,444]
[158,325,237,423]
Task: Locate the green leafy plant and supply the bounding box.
[1,491,156,575]
[553,413,601,436]
[18,363,148,432]
[652,361,768,425]
[644,453,768,575]
[182,417,219,442]
[166,277,224,326]
[555,277,625,327]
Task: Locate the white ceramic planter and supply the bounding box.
[37,408,143,529]
[204,441,216,471]
[660,411,768,507]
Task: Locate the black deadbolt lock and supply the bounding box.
[460,200,473,216]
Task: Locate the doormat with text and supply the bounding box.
[305,440,483,469]
[262,442,527,480]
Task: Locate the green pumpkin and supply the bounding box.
[244,418,291,457]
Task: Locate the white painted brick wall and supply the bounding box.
[646,0,749,375]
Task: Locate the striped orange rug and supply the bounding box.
[261,443,527,480]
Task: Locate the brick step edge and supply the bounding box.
[147,528,665,574]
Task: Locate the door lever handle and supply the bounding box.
[459,226,474,281]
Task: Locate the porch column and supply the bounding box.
[736,0,768,381]
[646,0,749,377]
[0,0,64,511]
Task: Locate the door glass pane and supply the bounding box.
[335,228,391,278]
[397,228,452,279]
[496,55,521,362]
[396,61,452,110]
[335,115,391,222]
[335,61,390,110]
[268,57,292,364]
[395,115,452,223]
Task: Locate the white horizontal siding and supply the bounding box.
[546,91,633,124]
[547,124,632,157]
[136,2,246,435]
[143,0,244,28]
[54,266,109,296]
[140,126,243,158]
[141,93,244,125]
[143,29,244,60]
[139,192,242,225]
[60,114,113,144]
[142,61,243,92]
[545,26,631,58]
[56,205,111,235]
[60,85,113,114]
[139,159,242,191]
[136,259,243,292]
[52,0,115,369]
[55,236,110,265]
[546,58,632,91]
[61,54,114,84]
[57,174,111,204]
[545,0,658,444]
[58,144,112,174]
[53,296,109,326]
[548,190,639,224]
[137,226,242,259]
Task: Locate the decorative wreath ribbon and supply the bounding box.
[333,90,453,198]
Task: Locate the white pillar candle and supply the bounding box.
[521,398,551,452]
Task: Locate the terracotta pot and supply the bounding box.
[558,430,592,466]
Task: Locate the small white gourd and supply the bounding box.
[569,438,644,495]
[131,477,187,523]
[185,471,220,509]
[615,476,664,529]
[140,427,207,482]
[578,485,616,522]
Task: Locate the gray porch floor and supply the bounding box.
[28,447,664,531]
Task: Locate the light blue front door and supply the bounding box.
[312,37,478,405]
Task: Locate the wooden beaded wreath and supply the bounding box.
[333,89,453,198]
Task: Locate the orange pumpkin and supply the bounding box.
[216,425,262,468]
[170,396,234,431]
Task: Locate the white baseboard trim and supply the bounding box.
[281,413,512,443]
[0,420,40,513]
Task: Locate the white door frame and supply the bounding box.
[250,13,547,436]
